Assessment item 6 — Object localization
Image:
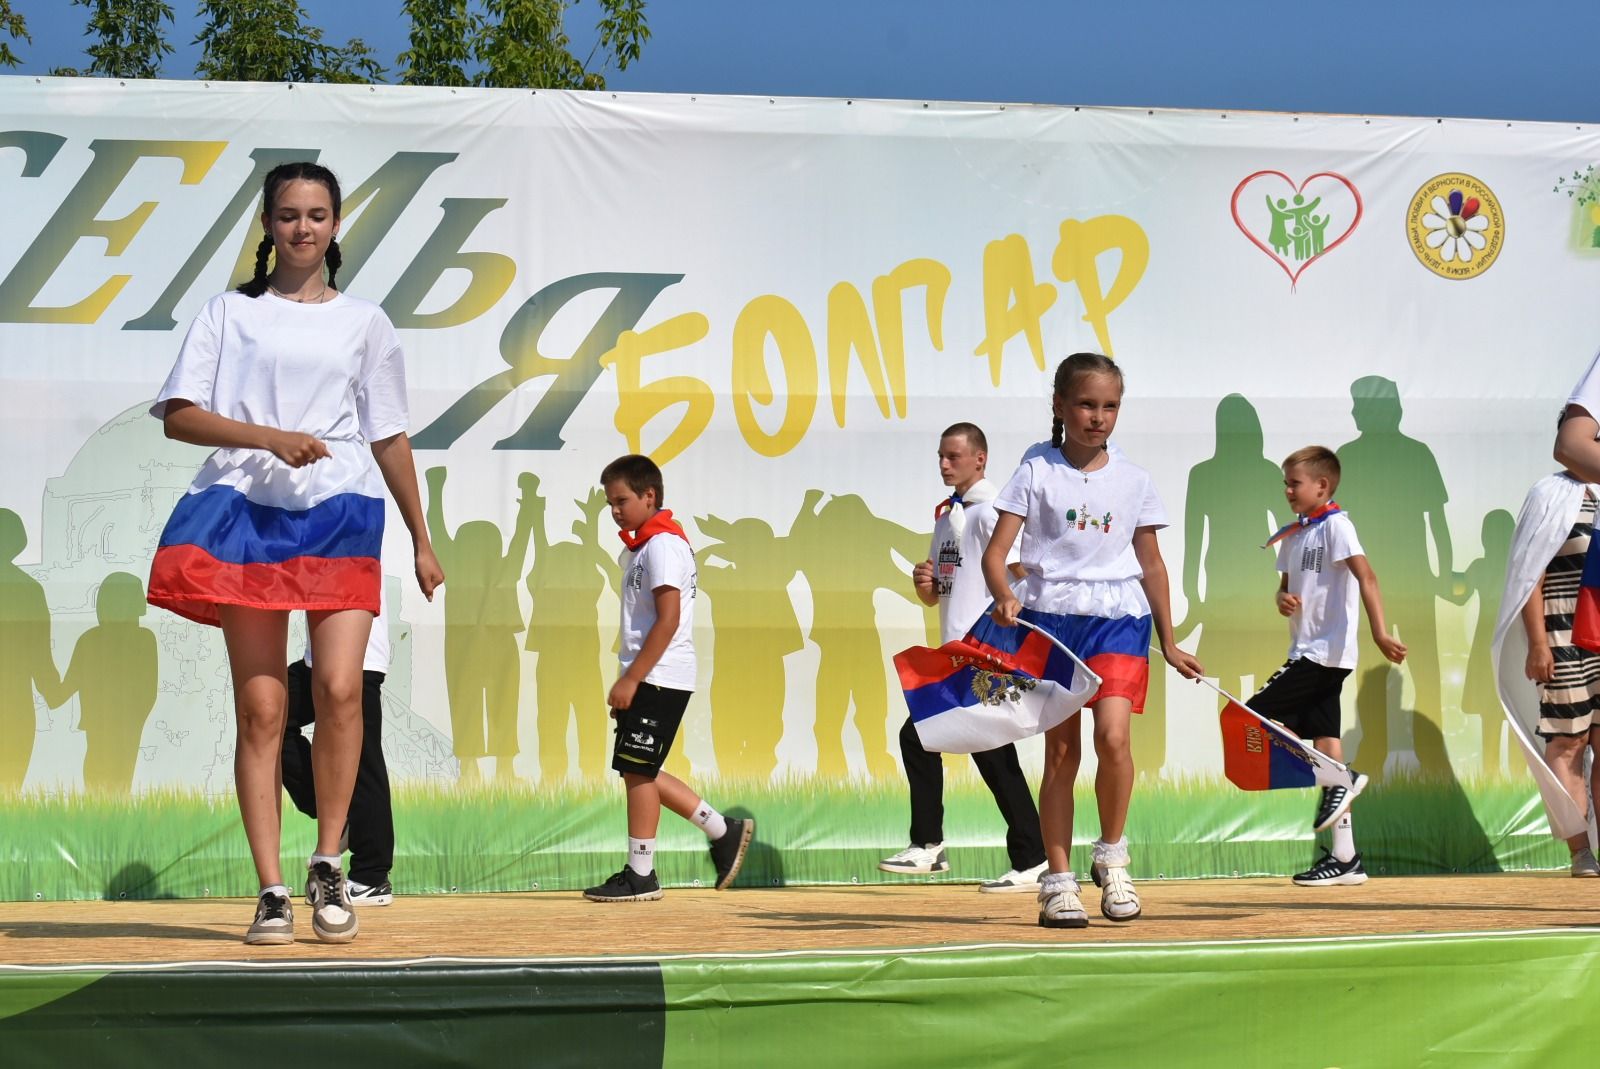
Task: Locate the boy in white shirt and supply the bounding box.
[584,454,753,902]
[880,423,1047,892]
[1250,446,1406,886]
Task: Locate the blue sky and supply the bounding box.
[5,0,1595,124]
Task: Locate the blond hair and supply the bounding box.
[1282,445,1340,494]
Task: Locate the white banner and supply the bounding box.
[4,77,1600,794]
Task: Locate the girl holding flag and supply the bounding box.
[147,162,442,944]
[977,353,1201,929]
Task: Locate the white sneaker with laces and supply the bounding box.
[1037,873,1088,929]
[979,860,1048,893]
[1572,848,1600,878]
[878,843,949,875]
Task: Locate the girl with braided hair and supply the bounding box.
[147,162,443,945]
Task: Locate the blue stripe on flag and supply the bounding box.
[158,484,383,565]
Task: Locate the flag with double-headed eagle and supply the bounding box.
[894,622,1101,754]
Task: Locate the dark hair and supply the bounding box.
[1282,445,1341,494]
[1050,352,1124,448]
[601,454,665,507]
[941,422,988,454]
[237,161,344,298]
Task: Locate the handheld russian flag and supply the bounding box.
[1202,678,1354,792]
[894,619,1101,754]
[1573,538,1600,653]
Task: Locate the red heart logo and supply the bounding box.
[1230,171,1364,290]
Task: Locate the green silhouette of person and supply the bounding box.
[1337,376,1454,779]
[524,483,617,783]
[45,572,157,795]
[1267,196,1295,256]
[1306,213,1331,256]
[696,514,804,781]
[0,508,58,792]
[1179,395,1287,711]
[792,490,927,780]
[426,467,537,786]
[1446,509,1514,776]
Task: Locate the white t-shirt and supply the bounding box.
[303,576,392,673]
[618,532,698,691]
[153,291,408,443]
[1567,349,1600,420]
[1277,511,1366,670]
[929,478,1018,643]
[994,447,1166,585]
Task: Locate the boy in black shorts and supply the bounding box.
[584,454,753,902]
[1250,446,1406,886]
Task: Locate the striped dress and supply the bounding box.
[1537,491,1600,738]
[146,291,407,627]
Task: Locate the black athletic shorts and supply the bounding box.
[1247,658,1351,742]
[611,683,691,778]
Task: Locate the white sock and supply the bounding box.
[1040,870,1078,893]
[260,884,291,898]
[628,837,656,876]
[1331,812,1356,862]
[308,853,342,871]
[690,801,728,840]
[1092,837,1130,866]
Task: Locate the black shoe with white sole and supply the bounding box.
[1292,849,1368,886]
[584,867,664,903]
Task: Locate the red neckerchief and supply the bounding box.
[618,509,692,550]
[1262,501,1341,549]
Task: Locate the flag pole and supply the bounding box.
[1017,618,1102,688]
[1151,646,1356,777]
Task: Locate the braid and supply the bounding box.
[1051,415,1064,449]
[324,237,342,291]
[237,234,273,297]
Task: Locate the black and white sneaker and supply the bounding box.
[1312,771,1368,833]
[584,867,664,903]
[347,878,394,906]
[709,818,754,890]
[244,890,294,945]
[1292,849,1368,886]
[306,860,360,943]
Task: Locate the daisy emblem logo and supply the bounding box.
[1406,173,1504,279]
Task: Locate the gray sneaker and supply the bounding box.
[1572,848,1600,878]
[306,861,359,943]
[244,890,294,946]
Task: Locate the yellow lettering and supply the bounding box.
[732,295,818,458]
[1051,215,1149,357]
[827,258,953,426]
[0,139,225,324]
[973,234,1056,386]
[600,312,714,466]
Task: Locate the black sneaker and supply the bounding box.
[1312,771,1369,832]
[584,867,664,903]
[709,817,754,890]
[1292,849,1368,886]
[347,878,393,906]
[244,890,294,945]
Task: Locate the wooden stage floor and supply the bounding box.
[2,873,1596,966]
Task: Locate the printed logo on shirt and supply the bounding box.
[1300,542,1325,575]
[1064,505,1115,534]
[936,537,960,598]
[629,563,644,591]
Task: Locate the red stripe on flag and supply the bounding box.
[1085,653,1149,712]
[1219,701,1272,790]
[1576,585,1600,655]
[149,544,379,627]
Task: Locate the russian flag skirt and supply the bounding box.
[967,605,1152,713]
[148,442,383,627]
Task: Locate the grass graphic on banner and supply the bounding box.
[0,778,1567,901]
